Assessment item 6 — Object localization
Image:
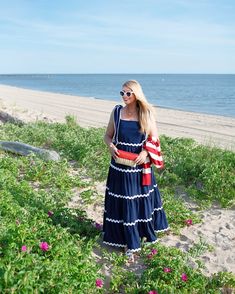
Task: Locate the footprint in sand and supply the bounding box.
[201,256,212,263]
[225,223,232,230]
[226,257,234,264]
[175,242,189,252]
[210,210,222,216]
[176,242,182,248]
[180,235,189,242]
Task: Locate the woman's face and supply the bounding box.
[121,86,136,105]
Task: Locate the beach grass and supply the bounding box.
[1,115,234,208]
[0,117,234,293]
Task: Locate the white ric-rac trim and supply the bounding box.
[105,208,164,226]
[117,141,145,147]
[128,247,141,252]
[103,241,141,252]
[155,227,170,233]
[153,207,163,212]
[110,163,142,173]
[103,241,126,248]
[106,184,158,199]
[106,217,153,226]
[106,218,124,223]
[125,217,153,226]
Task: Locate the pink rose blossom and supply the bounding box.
[95,278,103,288]
[147,248,157,259]
[148,291,158,294]
[48,211,54,217]
[40,242,49,251]
[181,273,188,282]
[185,219,193,226]
[147,253,153,259]
[95,222,102,230]
[163,267,171,272]
[151,248,158,255]
[21,245,27,252]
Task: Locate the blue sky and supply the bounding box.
[0,0,234,73]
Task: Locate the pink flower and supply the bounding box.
[147,248,157,259]
[148,291,158,294]
[151,248,158,255]
[185,219,193,226]
[16,219,20,225]
[48,211,54,217]
[181,273,188,282]
[95,278,103,288]
[163,267,171,272]
[21,245,27,252]
[40,242,49,251]
[94,222,102,230]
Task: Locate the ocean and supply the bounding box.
[0,74,234,117]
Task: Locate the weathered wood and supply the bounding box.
[0,141,60,161]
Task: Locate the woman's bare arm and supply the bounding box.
[149,118,160,139]
[104,109,115,147]
[104,109,119,158]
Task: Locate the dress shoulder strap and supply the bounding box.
[113,105,122,145]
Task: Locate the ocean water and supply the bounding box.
[0,74,234,117]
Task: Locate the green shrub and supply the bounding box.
[1,120,234,293]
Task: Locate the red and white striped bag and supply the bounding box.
[142,136,164,185]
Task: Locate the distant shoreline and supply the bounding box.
[0,84,235,151]
[0,73,234,117]
[0,82,234,119]
[0,73,235,75]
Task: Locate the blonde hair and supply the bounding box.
[122,80,155,135]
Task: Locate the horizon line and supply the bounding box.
[0,72,235,75]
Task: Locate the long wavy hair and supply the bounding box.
[122,80,155,135]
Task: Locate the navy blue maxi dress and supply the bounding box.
[103,105,169,252]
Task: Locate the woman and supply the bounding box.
[103,80,169,261]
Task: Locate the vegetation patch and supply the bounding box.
[0,118,234,293]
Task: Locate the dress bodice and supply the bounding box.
[113,105,146,154]
[116,119,146,153]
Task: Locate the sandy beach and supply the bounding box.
[0,84,235,151]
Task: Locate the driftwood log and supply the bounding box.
[0,141,60,161]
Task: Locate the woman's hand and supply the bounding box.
[108,143,119,160]
[135,150,148,165]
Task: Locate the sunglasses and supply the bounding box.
[120,90,133,97]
